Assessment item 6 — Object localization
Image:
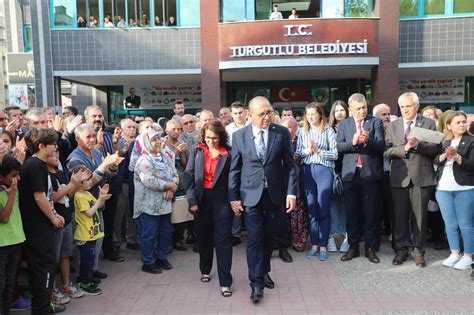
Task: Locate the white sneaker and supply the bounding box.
[327,238,337,252]
[442,253,461,267]
[453,255,473,270]
[339,238,350,253]
[51,288,71,305]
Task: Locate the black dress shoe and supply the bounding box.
[250,287,263,303]
[392,252,408,265]
[172,241,187,251]
[192,242,199,253]
[263,273,274,289]
[142,263,162,274]
[341,249,360,262]
[126,243,140,251]
[104,253,125,262]
[92,270,108,279]
[156,258,173,270]
[279,248,293,263]
[365,248,380,263]
[232,237,241,247]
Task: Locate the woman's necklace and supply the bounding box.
[208,147,219,158]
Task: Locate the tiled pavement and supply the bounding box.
[21,239,474,314]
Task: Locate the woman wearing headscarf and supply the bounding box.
[134,129,179,274]
[184,120,234,297]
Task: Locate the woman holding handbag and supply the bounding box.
[184,120,234,297]
[328,100,350,253]
[296,103,338,261]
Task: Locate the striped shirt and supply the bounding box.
[295,124,338,167]
[100,132,115,157]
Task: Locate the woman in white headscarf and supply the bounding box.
[134,129,178,274]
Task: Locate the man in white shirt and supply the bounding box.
[269,5,283,20]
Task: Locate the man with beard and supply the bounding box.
[164,120,194,252]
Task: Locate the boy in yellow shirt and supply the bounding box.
[73,171,111,296]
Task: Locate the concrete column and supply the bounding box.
[372,1,399,113]
[31,0,55,107]
[200,0,221,114]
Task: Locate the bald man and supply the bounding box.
[229,96,296,302]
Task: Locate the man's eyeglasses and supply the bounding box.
[255,110,274,119]
[183,121,194,125]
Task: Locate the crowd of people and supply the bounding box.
[77,14,177,28]
[0,92,473,313]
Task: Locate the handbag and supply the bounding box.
[323,126,343,196]
[171,195,194,224]
[332,169,343,196]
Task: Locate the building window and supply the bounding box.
[154,0,178,26]
[424,0,445,15]
[127,0,150,27]
[400,0,474,18]
[400,0,419,16]
[103,0,126,26]
[23,24,33,52]
[221,0,247,22]
[454,0,474,14]
[51,0,76,27]
[346,0,373,17]
[77,0,100,27]
[164,0,177,26]
[179,0,199,26]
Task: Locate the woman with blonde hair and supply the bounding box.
[296,103,338,260]
[434,111,474,270]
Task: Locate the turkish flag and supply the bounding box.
[273,86,309,103]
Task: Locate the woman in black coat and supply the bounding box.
[433,111,474,271]
[184,120,234,297]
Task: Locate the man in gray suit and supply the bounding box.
[229,96,296,303]
[384,92,439,267]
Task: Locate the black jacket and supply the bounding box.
[184,144,233,220]
[434,134,474,186]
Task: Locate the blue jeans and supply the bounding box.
[330,193,346,237]
[78,240,96,283]
[300,164,333,247]
[435,189,474,254]
[138,213,173,265]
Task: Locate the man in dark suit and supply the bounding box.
[229,96,297,303]
[125,87,141,108]
[384,92,439,268]
[336,93,385,264]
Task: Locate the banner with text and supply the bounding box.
[123,84,201,109]
[399,78,465,103]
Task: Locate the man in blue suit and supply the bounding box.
[336,93,385,264]
[229,96,297,303]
